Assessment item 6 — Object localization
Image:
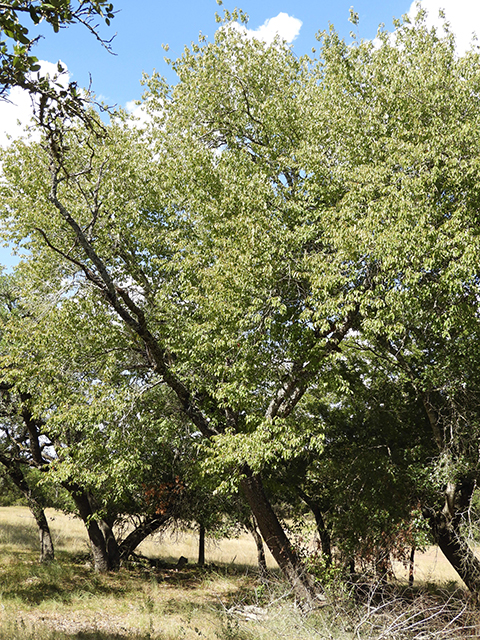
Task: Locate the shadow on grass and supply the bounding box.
[0,521,39,548]
[70,635,146,640]
[0,627,149,640]
[0,555,141,605]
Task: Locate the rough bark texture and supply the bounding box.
[428,479,480,593]
[240,467,317,604]
[98,518,121,570]
[70,489,112,572]
[118,514,170,561]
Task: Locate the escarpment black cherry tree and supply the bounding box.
[4,8,480,596]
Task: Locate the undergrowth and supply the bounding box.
[0,538,479,639]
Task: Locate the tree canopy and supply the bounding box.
[2,7,480,596]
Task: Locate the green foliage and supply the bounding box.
[0,471,25,505]
[0,1,115,99]
[2,6,480,582]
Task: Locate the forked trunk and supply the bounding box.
[98,519,121,570]
[428,479,480,593]
[70,489,116,572]
[240,467,317,605]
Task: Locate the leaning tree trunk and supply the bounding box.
[118,513,171,561]
[240,467,317,604]
[0,459,55,562]
[427,479,480,593]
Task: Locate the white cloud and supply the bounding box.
[408,0,480,54]
[125,99,151,127]
[0,86,36,147]
[233,12,302,45]
[0,60,70,147]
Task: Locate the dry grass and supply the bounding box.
[0,506,89,555]
[136,526,277,569]
[0,507,468,584]
[0,507,479,639]
[392,546,466,586]
[0,506,277,568]
[0,507,280,639]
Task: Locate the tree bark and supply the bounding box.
[69,489,115,572]
[240,467,317,604]
[435,515,480,592]
[0,458,55,562]
[118,514,170,561]
[408,546,415,587]
[428,479,480,593]
[248,515,268,579]
[98,518,121,570]
[198,522,205,567]
[28,499,55,563]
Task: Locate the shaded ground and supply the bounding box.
[1,507,480,639]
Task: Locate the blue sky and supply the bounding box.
[28,0,412,108]
[0,0,479,268]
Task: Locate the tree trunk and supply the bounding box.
[198,522,205,566]
[435,516,480,592]
[70,489,114,572]
[408,546,415,587]
[98,518,121,570]
[28,499,55,563]
[248,515,268,579]
[0,458,55,562]
[240,467,317,604]
[118,514,170,561]
[428,479,480,593]
[297,489,332,566]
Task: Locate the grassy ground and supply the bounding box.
[0,507,479,639]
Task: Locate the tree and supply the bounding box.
[303,11,480,589]
[0,0,115,139]
[0,0,114,96]
[276,345,435,577]
[0,269,244,572]
[0,271,171,570]
[0,273,56,562]
[3,7,480,597]
[0,28,354,599]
